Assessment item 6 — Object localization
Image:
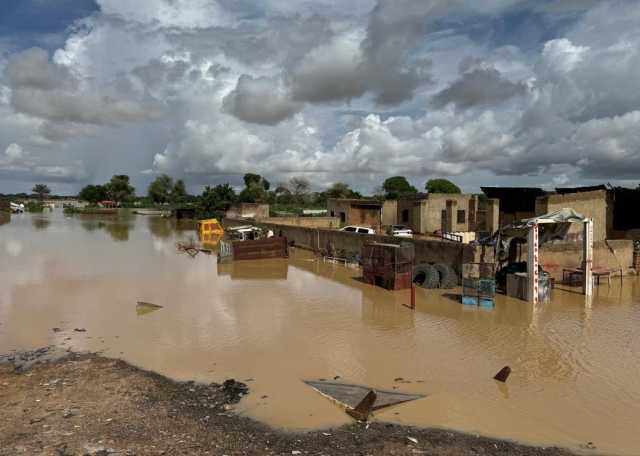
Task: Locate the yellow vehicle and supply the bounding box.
[198,218,224,243]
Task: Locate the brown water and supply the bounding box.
[1,212,640,455]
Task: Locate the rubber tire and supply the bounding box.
[434,263,458,289]
[413,263,440,289]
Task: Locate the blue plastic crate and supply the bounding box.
[462,295,479,306]
[479,297,495,308]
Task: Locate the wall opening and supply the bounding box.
[402,209,409,223]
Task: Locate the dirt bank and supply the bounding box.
[0,351,577,456]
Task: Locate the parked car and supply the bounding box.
[340,225,375,234]
[388,224,413,238]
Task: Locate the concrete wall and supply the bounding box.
[535,190,611,242]
[224,218,474,272]
[262,216,341,228]
[381,199,397,226]
[539,240,632,279]
[476,198,500,233]
[226,203,270,219]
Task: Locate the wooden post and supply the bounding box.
[410,283,415,309]
[527,223,539,304]
[583,219,593,297]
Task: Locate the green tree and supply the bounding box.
[32,184,51,200]
[240,173,270,202]
[239,185,265,203]
[326,182,361,199]
[78,184,108,204]
[425,178,461,194]
[172,179,187,204]
[289,176,310,203]
[106,175,135,204]
[198,184,237,218]
[148,174,174,204]
[243,173,270,191]
[382,176,417,199]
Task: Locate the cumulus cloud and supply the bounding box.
[96,0,232,29]
[222,75,302,125]
[289,31,365,103]
[5,47,162,134]
[0,143,87,182]
[2,0,640,192]
[432,66,527,109]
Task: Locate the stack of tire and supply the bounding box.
[413,263,458,289]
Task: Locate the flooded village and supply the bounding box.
[1,180,640,456]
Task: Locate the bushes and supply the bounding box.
[25,201,44,212]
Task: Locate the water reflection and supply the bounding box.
[79,215,133,241]
[360,286,415,331]
[217,258,288,280]
[31,215,51,231]
[147,216,173,239]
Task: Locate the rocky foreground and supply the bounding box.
[0,351,577,456]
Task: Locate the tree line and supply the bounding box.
[67,173,460,218]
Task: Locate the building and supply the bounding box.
[225,203,269,219]
[536,188,612,242]
[482,185,638,242]
[327,198,383,228]
[396,193,482,235]
[381,200,398,226]
[481,187,547,227]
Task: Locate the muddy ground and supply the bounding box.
[0,350,578,456]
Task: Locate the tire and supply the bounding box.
[434,263,458,289]
[413,264,440,289]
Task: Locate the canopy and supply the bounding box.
[472,208,590,257]
[499,208,587,243]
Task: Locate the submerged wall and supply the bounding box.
[539,240,633,279]
[225,218,474,271]
[261,216,341,229]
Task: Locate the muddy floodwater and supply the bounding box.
[1,212,640,455]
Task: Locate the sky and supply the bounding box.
[1,0,639,195]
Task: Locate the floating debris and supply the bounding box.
[304,380,425,422]
[493,366,511,383]
[136,301,163,316]
[346,390,377,421]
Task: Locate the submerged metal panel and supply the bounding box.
[232,237,288,261]
[304,380,424,411]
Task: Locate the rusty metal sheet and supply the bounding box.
[232,237,288,261]
[304,380,425,414]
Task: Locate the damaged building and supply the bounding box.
[327,198,383,228]
[395,193,499,236]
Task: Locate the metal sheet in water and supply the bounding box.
[304,380,424,411]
